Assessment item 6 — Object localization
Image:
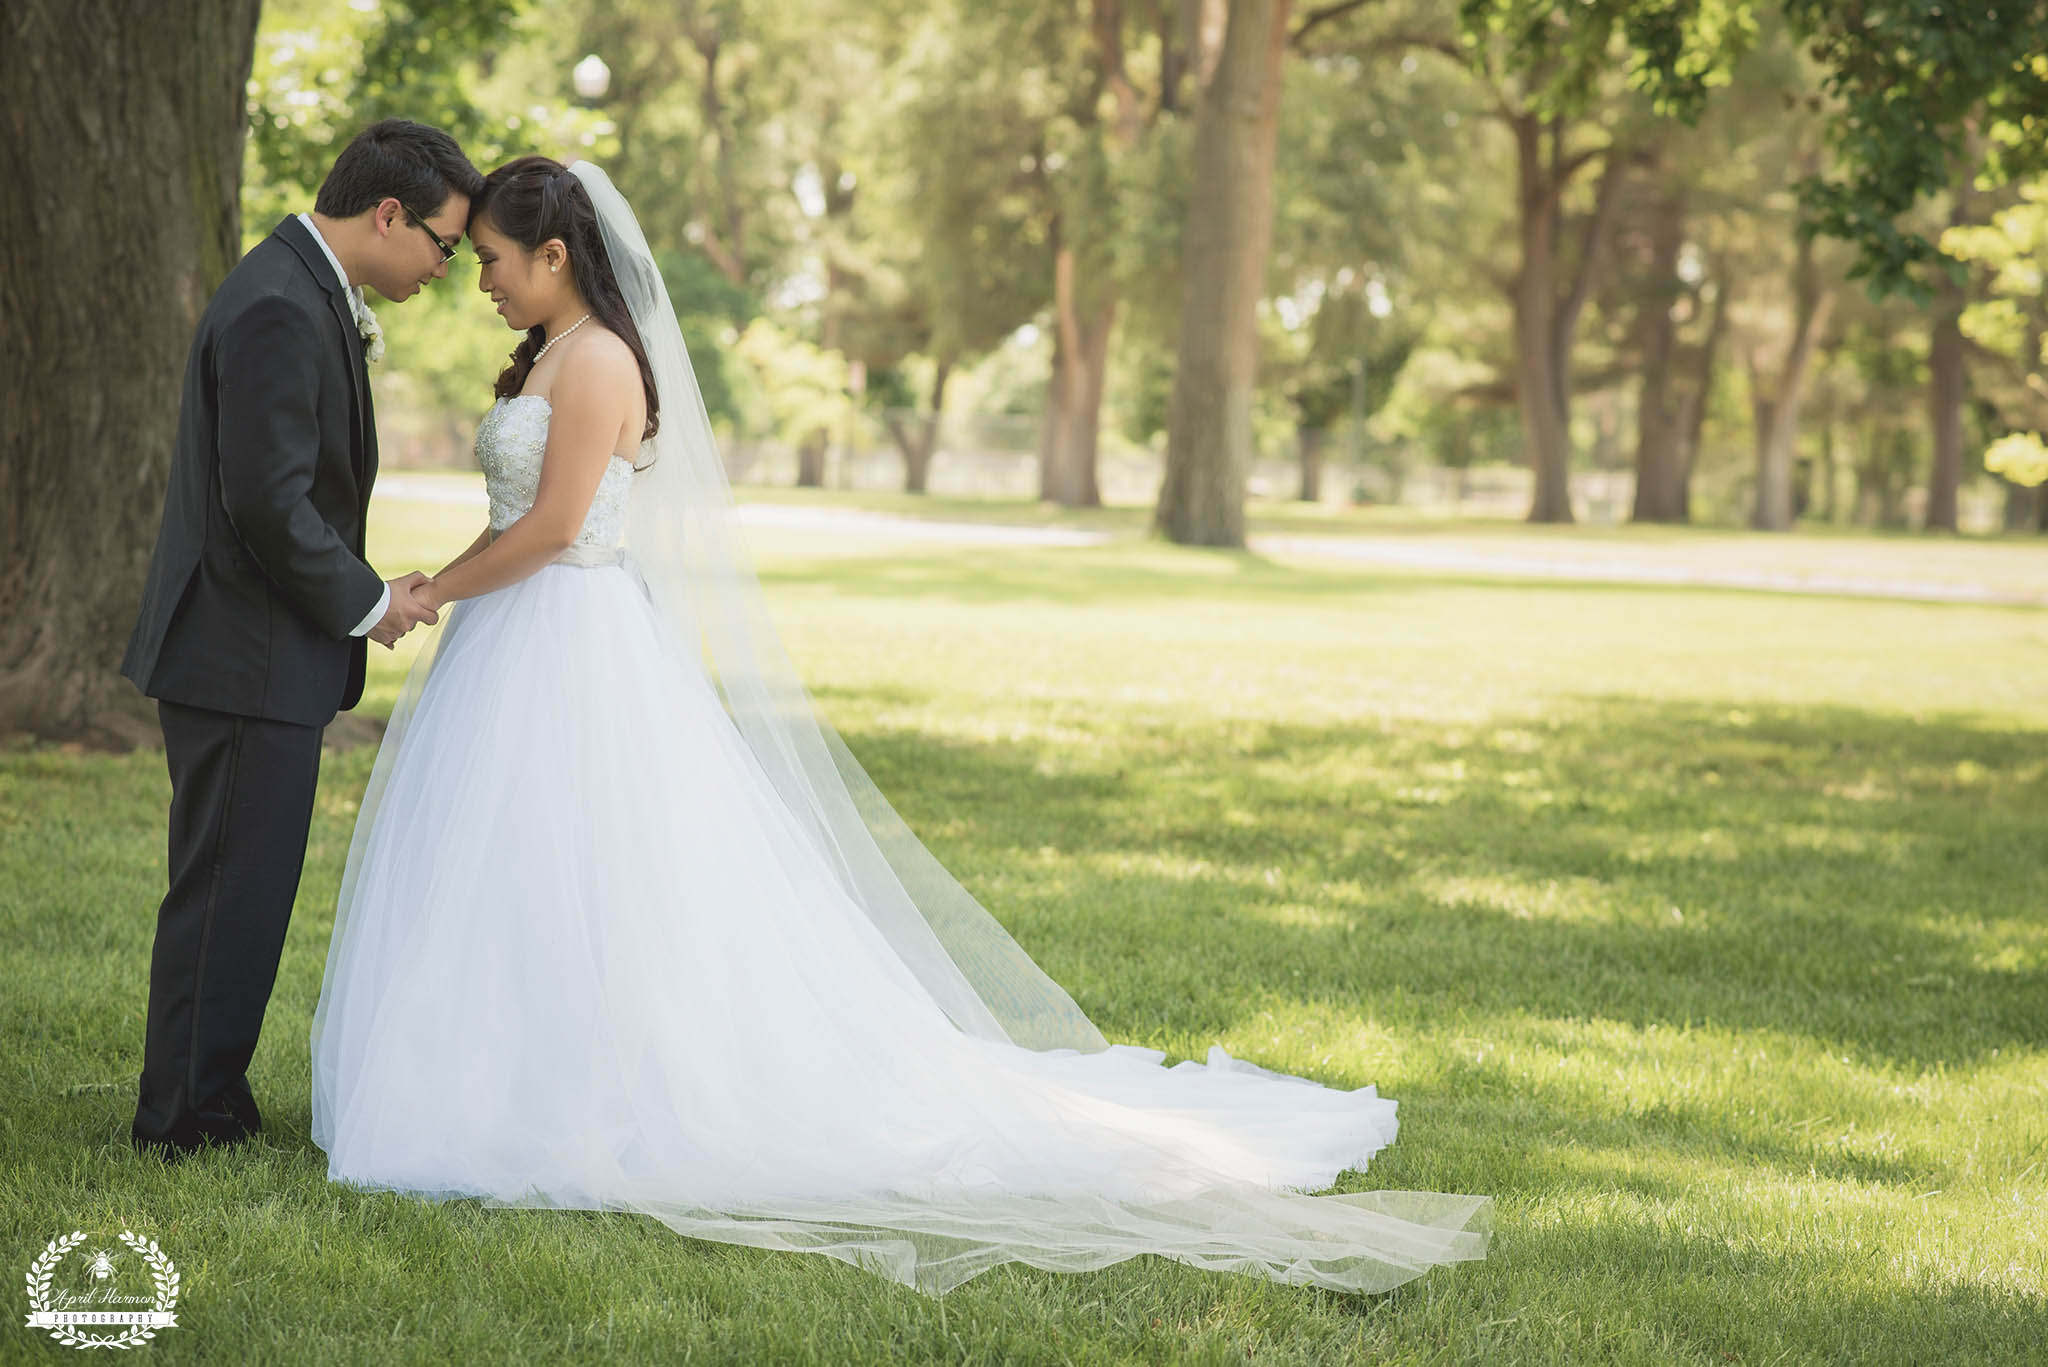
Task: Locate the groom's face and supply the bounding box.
[362,194,470,304]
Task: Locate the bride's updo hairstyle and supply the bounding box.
[473,154,661,443]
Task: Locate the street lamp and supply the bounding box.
[573,54,611,101]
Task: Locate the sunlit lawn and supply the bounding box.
[2,483,2043,1363]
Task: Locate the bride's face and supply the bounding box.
[472,218,568,332]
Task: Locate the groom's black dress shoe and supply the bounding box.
[131,1075,263,1161]
[130,1120,260,1163]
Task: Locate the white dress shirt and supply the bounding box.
[295,213,388,638]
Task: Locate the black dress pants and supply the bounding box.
[132,699,324,1156]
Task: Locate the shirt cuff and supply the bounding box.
[349,581,390,637]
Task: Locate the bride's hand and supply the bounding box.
[412,577,447,614]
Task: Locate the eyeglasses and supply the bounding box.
[399,201,457,263]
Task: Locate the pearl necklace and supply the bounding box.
[533,312,593,364]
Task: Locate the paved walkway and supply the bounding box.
[372,479,2045,608]
[1248,534,2048,607]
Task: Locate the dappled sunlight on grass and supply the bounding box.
[5,510,2044,1360]
[1420,872,1644,925]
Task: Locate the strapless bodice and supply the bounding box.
[475,394,634,562]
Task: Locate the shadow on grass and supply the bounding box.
[1378,1202,2043,1361]
[756,546,1667,609]
[826,691,2046,1075]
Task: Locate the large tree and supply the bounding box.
[1620,18,1814,524]
[1155,0,1294,548]
[1782,5,2048,533]
[1448,0,1753,524]
[0,0,263,745]
[1745,218,1834,531]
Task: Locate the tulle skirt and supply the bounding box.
[309,557,1489,1295]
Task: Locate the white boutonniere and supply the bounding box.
[351,285,385,364]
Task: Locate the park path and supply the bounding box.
[373,478,2047,608]
[1247,533,2048,607]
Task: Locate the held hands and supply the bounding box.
[368,571,441,648]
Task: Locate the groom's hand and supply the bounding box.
[368,572,440,648]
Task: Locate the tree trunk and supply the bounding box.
[1507,118,1626,524]
[1818,408,1837,523]
[1751,234,1832,532]
[1998,478,2039,532]
[1155,0,1293,547]
[1512,116,1573,524]
[1043,243,1110,508]
[1856,425,1912,528]
[1926,129,1981,533]
[682,18,750,287]
[1297,424,1323,502]
[1672,276,1729,522]
[0,0,262,746]
[1925,282,1966,532]
[1037,0,1146,511]
[885,359,952,494]
[795,430,828,487]
[1037,284,1065,502]
[1631,185,1688,522]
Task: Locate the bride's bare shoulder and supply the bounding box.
[556,327,640,394]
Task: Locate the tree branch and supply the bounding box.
[1353,31,1466,66]
[1454,363,1637,407]
[1290,0,1378,51]
[1346,29,1507,117]
[1552,142,1608,192]
[1551,148,1629,390]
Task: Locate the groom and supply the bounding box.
[119,119,483,1159]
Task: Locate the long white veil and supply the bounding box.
[575,161,1109,1056]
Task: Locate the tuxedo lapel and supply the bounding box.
[274,216,371,482]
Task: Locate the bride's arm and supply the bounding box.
[436,527,492,577]
[415,347,635,611]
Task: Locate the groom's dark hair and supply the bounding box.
[314,118,485,218]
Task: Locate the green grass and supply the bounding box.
[3,494,2045,1363]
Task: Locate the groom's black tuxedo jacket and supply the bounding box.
[121,215,385,728]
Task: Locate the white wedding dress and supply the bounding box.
[308,392,1488,1296]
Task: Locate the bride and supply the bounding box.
[309,155,1489,1296]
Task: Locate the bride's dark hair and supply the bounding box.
[472,155,660,442]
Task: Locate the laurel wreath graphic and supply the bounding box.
[23,1228,181,1350]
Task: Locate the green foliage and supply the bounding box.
[731,318,855,444]
[1785,1,2048,298]
[879,0,1065,364]
[658,251,755,425]
[245,0,549,226]
[1457,0,1756,121]
[240,0,768,451]
[1950,177,2048,466]
[1983,432,2048,488]
[1452,2,2048,303]
[219,0,2048,509]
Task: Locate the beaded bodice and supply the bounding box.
[475,394,633,558]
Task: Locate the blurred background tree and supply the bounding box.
[13,0,2048,741]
